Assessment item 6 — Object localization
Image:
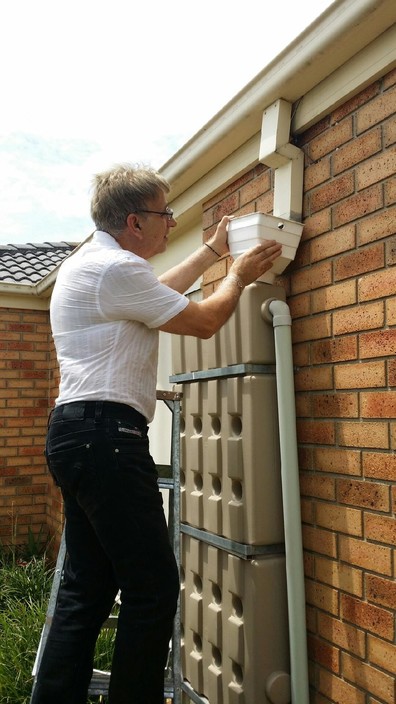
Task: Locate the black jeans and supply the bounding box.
[31,401,179,704]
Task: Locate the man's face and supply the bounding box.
[136,191,177,258]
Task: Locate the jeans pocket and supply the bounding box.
[46,441,96,496]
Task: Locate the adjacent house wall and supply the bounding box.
[198,69,396,703]
[0,307,55,551]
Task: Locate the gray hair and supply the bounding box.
[90,163,170,236]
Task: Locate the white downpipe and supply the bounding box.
[263,298,309,704]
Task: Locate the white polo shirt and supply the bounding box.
[50,230,189,422]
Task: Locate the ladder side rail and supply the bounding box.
[30,528,67,702]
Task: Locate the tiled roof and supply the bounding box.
[0,242,76,285]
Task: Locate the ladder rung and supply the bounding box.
[156,389,183,401]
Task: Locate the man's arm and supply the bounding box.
[159,239,282,338]
[158,217,229,294]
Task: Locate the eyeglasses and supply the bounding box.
[136,206,174,221]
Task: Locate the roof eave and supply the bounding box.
[161,0,396,200]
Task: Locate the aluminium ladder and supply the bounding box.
[30,390,182,704]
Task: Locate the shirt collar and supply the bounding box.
[93,230,122,249]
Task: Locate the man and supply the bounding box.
[31,164,281,704]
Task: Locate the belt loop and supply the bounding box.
[94,401,103,423]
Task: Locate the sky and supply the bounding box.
[0,0,335,246]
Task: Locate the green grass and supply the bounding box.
[0,545,115,704]
[0,551,52,704]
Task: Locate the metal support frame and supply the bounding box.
[180,523,284,560]
[170,363,275,385]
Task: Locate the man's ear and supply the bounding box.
[126,213,143,238]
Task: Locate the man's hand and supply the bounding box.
[231,239,282,285]
[206,216,230,258]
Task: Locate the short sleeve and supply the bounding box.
[98,257,189,328]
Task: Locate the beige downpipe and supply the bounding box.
[262,299,309,704]
[260,99,309,704]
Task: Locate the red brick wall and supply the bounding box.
[0,306,62,554]
[203,68,396,703]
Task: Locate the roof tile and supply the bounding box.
[0,242,76,285]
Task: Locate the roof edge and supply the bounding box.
[161,0,396,199]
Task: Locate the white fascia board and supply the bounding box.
[0,270,56,309]
[0,290,50,310]
[293,22,396,132]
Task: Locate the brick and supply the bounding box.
[333,302,384,336]
[255,190,273,214]
[335,242,385,282]
[291,261,332,294]
[313,448,361,476]
[294,367,333,391]
[338,421,388,449]
[368,635,396,677]
[288,292,311,318]
[300,115,330,147]
[212,192,240,221]
[312,393,358,418]
[311,337,357,364]
[311,225,356,264]
[363,452,396,481]
[297,420,335,445]
[318,668,365,704]
[390,423,396,450]
[383,68,396,89]
[357,146,396,190]
[304,156,331,191]
[300,473,335,500]
[342,652,395,703]
[315,503,362,537]
[311,173,355,214]
[335,360,385,389]
[292,342,310,366]
[360,329,396,358]
[366,573,396,611]
[310,681,331,703]
[296,392,312,418]
[239,170,271,206]
[306,578,339,616]
[308,634,339,673]
[333,128,382,175]
[302,210,331,239]
[309,118,353,162]
[337,478,390,512]
[386,358,396,385]
[357,85,396,134]
[361,391,396,419]
[385,176,396,206]
[299,446,313,471]
[316,557,363,599]
[333,184,383,228]
[318,613,365,660]
[385,234,396,265]
[339,536,392,575]
[292,313,332,343]
[341,593,394,640]
[312,280,357,313]
[359,267,396,302]
[301,499,315,525]
[332,83,380,123]
[358,205,396,245]
[202,258,228,285]
[303,524,337,557]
